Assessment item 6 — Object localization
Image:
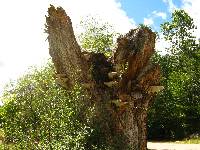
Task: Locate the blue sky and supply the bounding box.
[0,0,199,98]
[120,0,182,30]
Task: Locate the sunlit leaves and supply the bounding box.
[78,16,118,56]
[148,10,200,140]
[1,61,92,149]
[161,10,197,56]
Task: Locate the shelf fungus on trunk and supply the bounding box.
[147,86,164,94]
[108,71,118,79]
[104,81,118,87]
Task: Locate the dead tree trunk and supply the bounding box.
[46,5,162,150]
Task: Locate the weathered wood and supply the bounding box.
[45,5,88,87]
[113,28,160,150]
[46,5,161,150]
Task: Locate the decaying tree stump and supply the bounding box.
[46,5,163,150]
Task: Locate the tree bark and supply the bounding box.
[46,5,162,150]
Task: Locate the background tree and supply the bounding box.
[78,16,118,56]
[148,10,200,140]
[78,17,121,149]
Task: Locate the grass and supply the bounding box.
[174,138,200,144]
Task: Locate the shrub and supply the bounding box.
[1,62,93,149]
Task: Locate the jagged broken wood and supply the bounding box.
[46,5,161,150]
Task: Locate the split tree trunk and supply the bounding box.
[46,5,162,150]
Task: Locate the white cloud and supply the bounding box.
[152,11,167,20]
[143,11,166,29]
[163,0,177,12]
[0,0,136,95]
[50,0,136,34]
[144,18,154,26]
[155,34,171,55]
[181,0,200,38]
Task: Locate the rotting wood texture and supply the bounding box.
[46,5,162,150]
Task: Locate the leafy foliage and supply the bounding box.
[78,16,118,56]
[148,10,200,140]
[1,62,93,149]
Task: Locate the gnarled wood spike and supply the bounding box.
[114,27,160,101]
[45,5,87,88]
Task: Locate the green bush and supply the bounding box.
[1,62,93,149]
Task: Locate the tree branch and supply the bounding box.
[45,5,87,87]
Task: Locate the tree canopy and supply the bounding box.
[148,10,200,140]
